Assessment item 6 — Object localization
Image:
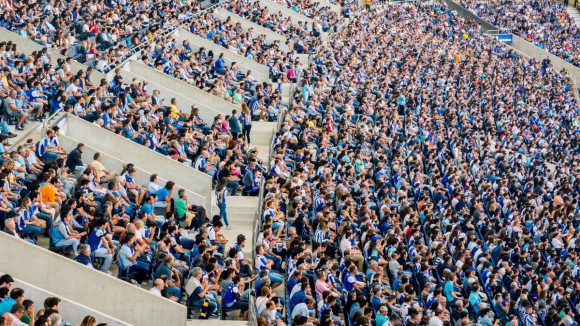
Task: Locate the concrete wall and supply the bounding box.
[116,67,229,122]
[177,29,269,81]
[58,135,206,208]
[444,0,580,84]
[0,232,187,326]
[0,274,132,326]
[64,114,213,212]
[215,8,290,47]
[129,60,242,116]
[0,28,106,81]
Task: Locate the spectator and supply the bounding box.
[80,316,96,326]
[185,267,219,319]
[0,288,24,315]
[66,143,87,177]
[215,177,230,229]
[3,90,28,131]
[9,303,31,326]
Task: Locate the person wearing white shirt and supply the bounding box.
[552,233,564,249]
[150,279,164,296]
[149,278,178,301]
[148,174,163,194]
[428,310,443,326]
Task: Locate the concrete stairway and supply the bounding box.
[567,5,580,27]
[212,122,277,254]
[250,121,278,163]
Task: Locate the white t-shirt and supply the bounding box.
[428,316,443,326]
[208,226,216,242]
[148,181,162,194]
[340,237,352,254]
[9,313,28,326]
[256,296,269,316]
[65,83,78,97]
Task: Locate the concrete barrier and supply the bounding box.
[58,135,206,208]
[0,274,133,326]
[0,232,187,326]
[115,66,229,122]
[64,114,213,212]
[177,29,269,81]
[444,0,580,84]
[129,60,242,115]
[0,28,106,81]
[214,9,291,51]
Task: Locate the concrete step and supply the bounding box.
[224,195,260,207]
[6,119,43,151]
[567,6,580,27]
[212,212,256,224]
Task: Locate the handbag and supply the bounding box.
[185,211,196,227]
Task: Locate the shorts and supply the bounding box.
[8,110,24,118]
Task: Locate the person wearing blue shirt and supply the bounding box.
[140,195,161,227]
[88,218,114,274]
[287,270,301,294]
[375,306,390,326]
[443,274,461,304]
[223,276,249,320]
[186,267,218,318]
[215,178,230,229]
[255,245,283,287]
[371,287,384,312]
[290,281,308,313]
[154,181,174,213]
[16,198,42,240]
[118,233,149,286]
[0,288,23,315]
[215,54,226,74]
[38,129,62,160]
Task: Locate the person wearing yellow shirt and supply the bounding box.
[40,174,62,219]
[169,98,189,121]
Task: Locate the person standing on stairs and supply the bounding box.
[241,103,252,145]
[216,177,231,230]
[229,109,241,140]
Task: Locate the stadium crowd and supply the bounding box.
[460,0,580,68]
[255,1,580,326]
[0,274,107,326]
[0,0,201,72]
[6,0,580,324]
[1,122,263,321]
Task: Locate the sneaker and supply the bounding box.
[249,274,259,282]
[131,279,142,287]
[142,280,149,285]
[33,117,43,122]
[226,225,232,230]
[15,125,23,130]
[103,270,113,276]
[209,312,220,318]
